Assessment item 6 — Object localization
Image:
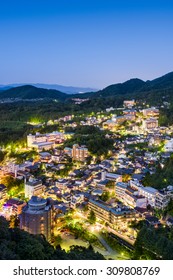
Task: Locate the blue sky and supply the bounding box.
[0,0,173,88]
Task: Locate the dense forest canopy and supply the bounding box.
[0,217,105,260]
[133,225,173,260]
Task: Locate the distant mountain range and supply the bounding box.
[0,71,173,102]
[0,83,98,94]
[0,85,67,100]
[0,86,12,91]
[89,71,173,98]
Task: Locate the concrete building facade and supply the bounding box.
[72,144,88,161]
[25,177,44,199]
[20,196,52,241]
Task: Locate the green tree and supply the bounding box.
[88,210,96,224]
[106,180,115,189]
[100,191,110,202]
[0,150,6,163]
[54,235,63,247]
[9,215,19,228]
[0,216,105,260]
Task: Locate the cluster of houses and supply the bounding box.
[1,99,173,238]
[1,152,173,226]
[103,105,159,134]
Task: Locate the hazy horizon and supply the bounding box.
[0,70,173,91]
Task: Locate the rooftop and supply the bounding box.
[29,196,47,206]
[25,179,42,186]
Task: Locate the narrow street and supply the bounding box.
[95,232,116,254]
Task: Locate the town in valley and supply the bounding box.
[1,97,173,260]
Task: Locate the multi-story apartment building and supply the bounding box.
[155,190,170,209]
[115,182,147,208]
[129,180,141,190]
[164,139,173,152]
[123,187,147,208]
[142,107,159,117]
[20,196,52,241]
[155,187,173,209]
[110,208,139,224]
[3,198,26,215]
[142,118,158,130]
[116,181,172,210]
[0,161,32,177]
[25,177,44,199]
[105,173,122,183]
[72,144,88,161]
[115,182,128,200]
[88,199,139,225]
[138,186,158,207]
[88,199,111,223]
[32,141,55,152]
[64,147,72,157]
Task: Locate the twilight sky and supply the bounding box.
[0,0,173,88]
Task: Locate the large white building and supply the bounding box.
[31,141,55,151]
[155,186,173,209]
[27,131,64,151]
[116,180,173,210]
[0,161,33,177]
[164,139,173,152]
[115,182,127,200]
[138,186,158,207]
[25,177,44,199]
[155,191,170,209]
[115,182,147,208]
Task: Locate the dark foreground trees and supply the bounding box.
[0,217,104,260]
[133,225,173,260]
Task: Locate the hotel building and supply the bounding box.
[20,196,52,241]
[72,144,88,161]
[25,177,44,199]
